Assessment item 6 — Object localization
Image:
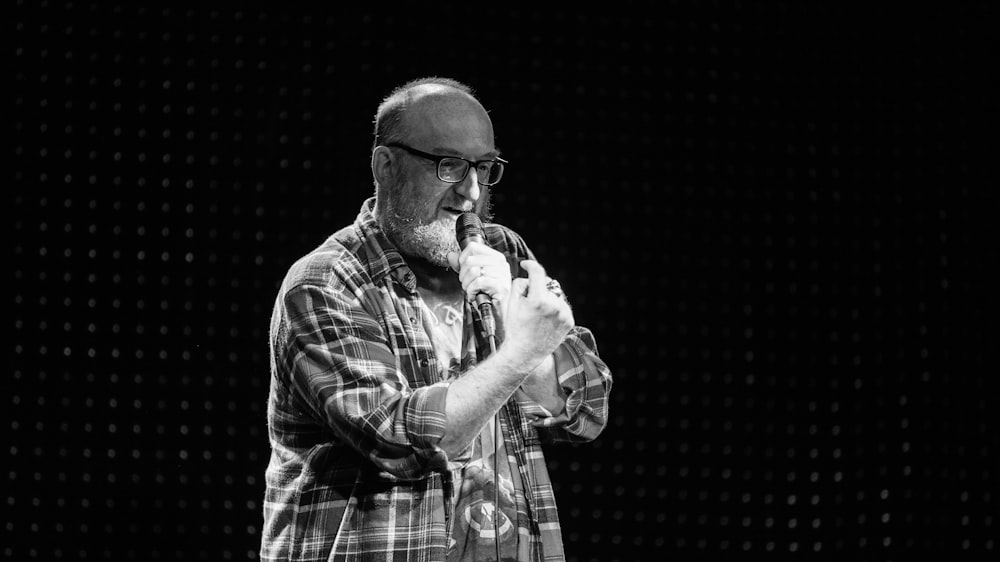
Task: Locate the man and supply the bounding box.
[261,76,612,561]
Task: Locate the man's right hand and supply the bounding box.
[501,260,575,371]
[439,259,575,457]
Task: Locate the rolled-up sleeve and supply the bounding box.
[515,325,613,443]
[275,282,451,479]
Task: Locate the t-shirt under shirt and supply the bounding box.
[416,289,526,562]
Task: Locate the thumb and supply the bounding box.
[510,277,529,300]
[447,251,460,272]
[519,260,548,297]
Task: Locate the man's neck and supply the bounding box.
[403,254,463,297]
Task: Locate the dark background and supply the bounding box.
[10,2,997,560]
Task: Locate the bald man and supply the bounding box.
[261,77,612,562]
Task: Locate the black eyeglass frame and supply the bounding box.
[385,142,507,187]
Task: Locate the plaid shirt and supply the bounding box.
[262,198,613,561]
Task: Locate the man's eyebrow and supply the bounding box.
[430,146,501,160]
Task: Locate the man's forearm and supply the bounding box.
[517,354,568,416]
[439,347,543,457]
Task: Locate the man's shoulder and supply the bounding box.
[483,221,536,277]
[283,223,366,290]
[483,221,529,253]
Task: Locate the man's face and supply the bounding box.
[381,168,493,268]
[379,92,497,267]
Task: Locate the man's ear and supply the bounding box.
[371,145,395,186]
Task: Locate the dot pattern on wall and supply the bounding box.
[11,2,996,561]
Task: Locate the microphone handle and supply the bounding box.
[476,292,497,347]
[455,212,498,345]
[465,237,498,345]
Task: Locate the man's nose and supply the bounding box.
[453,168,481,202]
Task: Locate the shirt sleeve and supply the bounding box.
[514,325,613,443]
[485,223,613,443]
[272,281,452,480]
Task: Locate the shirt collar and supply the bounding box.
[354,197,418,293]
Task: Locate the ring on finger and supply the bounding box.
[546,278,565,299]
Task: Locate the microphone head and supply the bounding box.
[455,212,485,247]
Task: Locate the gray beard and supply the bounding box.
[392,217,460,268]
[379,195,460,268]
[377,178,493,268]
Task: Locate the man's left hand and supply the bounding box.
[447,242,512,316]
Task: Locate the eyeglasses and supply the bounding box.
[386,142,507,187]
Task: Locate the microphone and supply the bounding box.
[455,212,497,342]
[455,212,501,557]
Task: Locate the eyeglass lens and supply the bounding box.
[439,158,503,186]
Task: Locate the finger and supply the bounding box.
[457,241,489,266]
[519,260,548,298]
[464,277,505,302]
[510,277,529,299]
[460,255,511,286]
[462,253,506,268]
[459,263,489,288]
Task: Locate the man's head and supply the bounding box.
[371,77,499,267]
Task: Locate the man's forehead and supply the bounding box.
[402,90,494,152]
